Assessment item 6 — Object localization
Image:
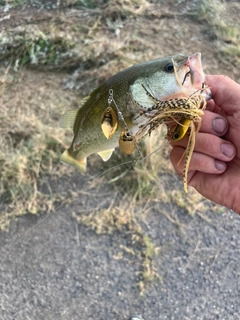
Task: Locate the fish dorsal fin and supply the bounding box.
[97,148,114,161]
[59,110,78,131]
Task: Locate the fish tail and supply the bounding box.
[60,150,87,174]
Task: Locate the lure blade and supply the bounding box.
[119,129,136,155]
[101,107,118,139]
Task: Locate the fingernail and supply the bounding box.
[213,118,227,134]
[221,143,235,158]
[215,160,226,171]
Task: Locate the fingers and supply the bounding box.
[205,99,225,117]
[170,126,236,184]
[206,75,240,113]
[172,131,236,163]
[170,146,227,178]
[200,110,228,136]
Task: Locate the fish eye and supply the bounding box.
[164,62,174,73]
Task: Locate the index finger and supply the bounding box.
[206,75,240,114]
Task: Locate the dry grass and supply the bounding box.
[185,0,240,67]
[74,176,162,293]
[185,0,225,23]
[0,67,68,230]
[0,0,149,228]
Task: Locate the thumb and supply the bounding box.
[206,75,240,114]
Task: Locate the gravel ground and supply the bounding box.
[1,182,240,320]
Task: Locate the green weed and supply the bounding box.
[0,27,76,70]
[186,0,224,23]
[73,0,108,9]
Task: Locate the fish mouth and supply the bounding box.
[182,52,212,100]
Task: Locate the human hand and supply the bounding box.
[170,75,240,214]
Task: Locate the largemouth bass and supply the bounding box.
[60,53,210,175]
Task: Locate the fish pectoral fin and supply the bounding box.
[60,150,87,174]
[59,110,78,131]
[97,149,114,161]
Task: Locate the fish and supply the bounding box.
[60,52,211,175]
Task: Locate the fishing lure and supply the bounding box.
[134,90,207,192]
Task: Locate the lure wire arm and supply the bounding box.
[108,89,132,136]
[108,89,143,158]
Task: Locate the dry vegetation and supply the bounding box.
[0,0,239,289]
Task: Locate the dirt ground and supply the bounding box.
[1,189,240,320]
[1,1,240,319]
